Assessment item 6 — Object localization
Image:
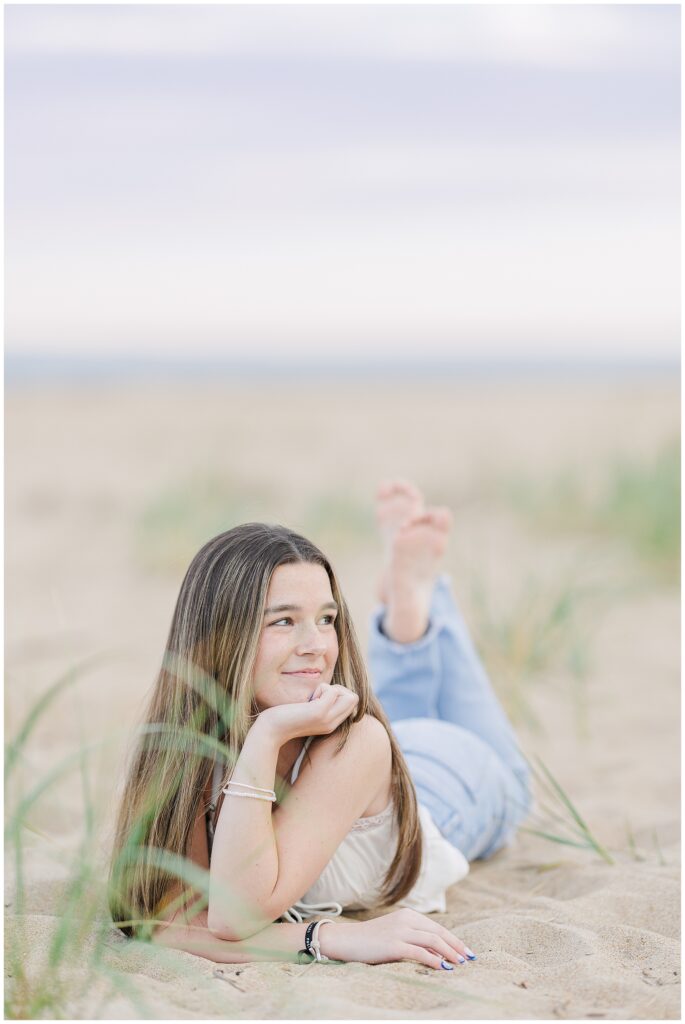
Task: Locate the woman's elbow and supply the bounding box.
[207,906,270,942]
[207,913,242,941]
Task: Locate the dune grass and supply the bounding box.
[505,441,680,583]
[297,492,375,551]
[518,753,615,865]
[622,821,668,866]
[652,829,667,867]
[6,663,497,1019]
[5,661,145,1018]
[469,573,605,736]
[135,478,377,574]
[134,474,278,573]
[6,786,147,1017]
[4,656,239,1018]
[625,820,646,862]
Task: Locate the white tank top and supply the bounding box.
[286,737,469,915]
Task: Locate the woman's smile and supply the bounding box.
[252,562,340,710]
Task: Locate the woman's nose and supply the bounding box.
[294,624,327,655]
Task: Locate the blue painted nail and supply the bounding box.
[464,947,477,960]
[440,960,454,971]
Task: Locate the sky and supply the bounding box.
[4,4,681,366]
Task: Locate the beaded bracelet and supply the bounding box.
[225,780,275,796]
[222,790,275,802]
[222,780,276,802]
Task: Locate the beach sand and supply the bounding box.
[5,374,680,1019]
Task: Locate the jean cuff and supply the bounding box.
[370,573,456,652]
[369,605,447,655]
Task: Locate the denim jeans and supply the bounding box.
[368,575,532,861]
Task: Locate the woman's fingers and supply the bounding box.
[430,925,469,960]
[327,686,358,721]
[305,684,358,735]
[400,943,450,971]
[410,930,465,966]
[406,912,473,960]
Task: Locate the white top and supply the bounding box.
[288,737,469,914]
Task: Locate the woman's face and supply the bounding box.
[252,561,340,710]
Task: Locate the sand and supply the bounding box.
[4,373,680,1019]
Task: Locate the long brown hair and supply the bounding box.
[109,523,422,935]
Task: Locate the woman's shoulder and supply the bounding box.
[314,713,392,761]
[309,714,392,817]
[352,713,392,745]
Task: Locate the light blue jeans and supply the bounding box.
[368,575,532,862]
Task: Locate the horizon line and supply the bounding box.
[5,352,680,386]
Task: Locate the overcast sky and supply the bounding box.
[5,5,680,365]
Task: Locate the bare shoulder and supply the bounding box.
[350,713,392,753]
[302,714,392,816]
[313,713,392,767]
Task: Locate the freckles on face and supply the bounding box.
[252,562,340,710]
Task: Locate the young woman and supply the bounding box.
[110,481,531,971]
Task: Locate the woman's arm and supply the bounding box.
[156,911,473,970]
[155,917,311,963]
[206,716,285,938]
[207,688,390,940]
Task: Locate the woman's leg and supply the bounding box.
[431,574,530,794]
[369,584,532,859]
[370,575,528,784]
[368,577,449,722]
[369,482,452,721]
[393,717,531,861]
[369,481,532,858]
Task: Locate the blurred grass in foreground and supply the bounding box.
[4,661,249,1017]
[505,441,680,584]
[6,666,495,1019]
[5,666,148,1017]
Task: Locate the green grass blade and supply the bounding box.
[6,725,233,840]
[519,750,615,864]
[5,652,114,781]
[532,755,593,834]
[519,827,593,850]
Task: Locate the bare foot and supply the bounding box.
[384,508,452,644]
[376,479,424,602]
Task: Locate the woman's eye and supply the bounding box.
[267,614,336,627]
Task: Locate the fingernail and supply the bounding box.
[440,960,454,971]
[464,947,477,960]
[457,954,466,963]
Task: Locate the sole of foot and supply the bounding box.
[384,507,453,644]
[376,479,425,602]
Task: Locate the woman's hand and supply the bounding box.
[257,684,359,745]
[320,908,476,970]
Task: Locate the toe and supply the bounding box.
[376,479,397,501]
[401,512,432,530]
[427,506,453,531]
[394,478,423,501]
